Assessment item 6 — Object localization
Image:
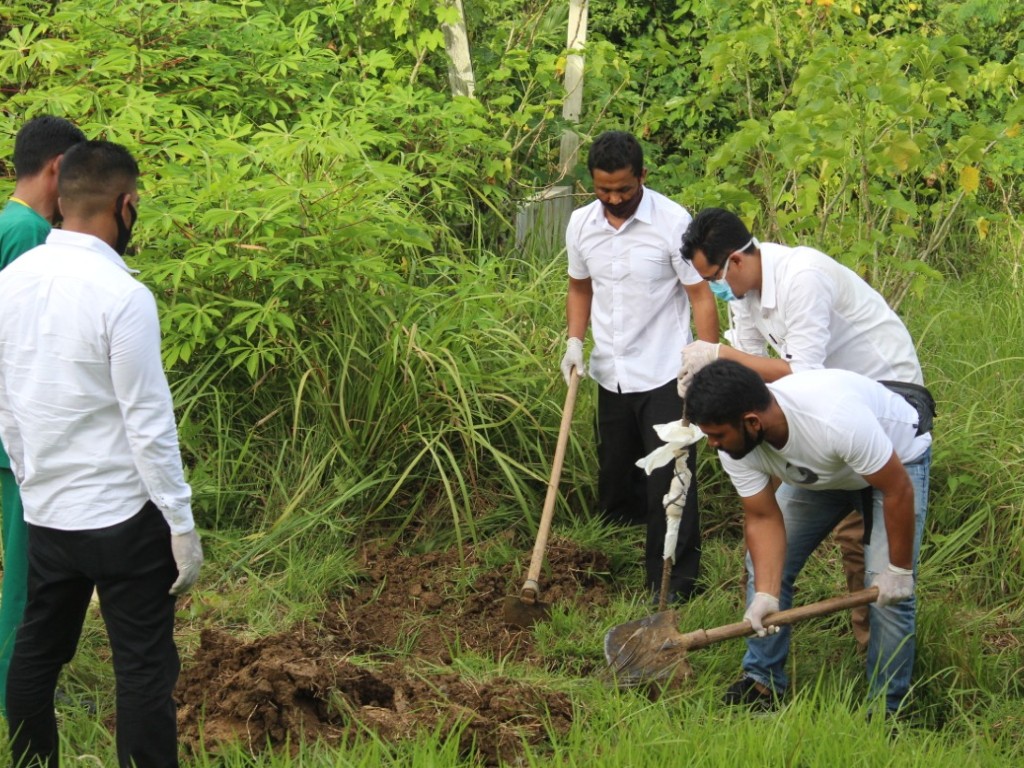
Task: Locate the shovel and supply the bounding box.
[502,367,580,628]
[604,586,879,689]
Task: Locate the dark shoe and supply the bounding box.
[722,676,779,712]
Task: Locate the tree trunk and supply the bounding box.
[442,0,476,98]
[558,0,588,178]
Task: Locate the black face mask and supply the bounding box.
[602,185,644,220]
[114,193,137,256]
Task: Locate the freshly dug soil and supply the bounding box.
[176,536,618,765]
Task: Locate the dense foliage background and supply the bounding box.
[1,0,1022,762]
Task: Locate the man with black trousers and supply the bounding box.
[560,130,718,603]
[0,140,203,768]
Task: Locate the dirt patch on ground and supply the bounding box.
[177,536,616,765]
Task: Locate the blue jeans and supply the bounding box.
[741,447,930,713]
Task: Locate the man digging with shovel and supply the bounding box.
[684,360,932,718]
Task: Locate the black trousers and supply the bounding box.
[7,502,181,768]
[597,380,701,599]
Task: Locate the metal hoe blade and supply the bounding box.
[501,592,551,628]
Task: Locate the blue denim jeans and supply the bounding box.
[741,447,930,713]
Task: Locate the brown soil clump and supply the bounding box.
[177,536,617,764]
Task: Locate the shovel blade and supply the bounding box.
[501,595,551,628]
[603,609,693,688]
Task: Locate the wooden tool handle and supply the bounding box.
[520,368,580,603]
[678,587,879,651]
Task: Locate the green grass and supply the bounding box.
[7,235,1023,767]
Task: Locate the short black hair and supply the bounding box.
[58,141,139,217]
[12,115,87,178]
[684,359,771,425]
[587,131,644,178]
[681,207,756,266]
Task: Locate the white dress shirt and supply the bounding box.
[0,230,194,534]
[729,243,923,384]
[566,188,700,393]
[721,369,932,498]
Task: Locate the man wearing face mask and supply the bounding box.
[0,115,86,719]
[0,140,202,768]
[676,207,931,709]
[560,131,718,604]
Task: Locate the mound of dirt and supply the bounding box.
[177,536,618,764]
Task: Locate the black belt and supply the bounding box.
[862,381,936,545]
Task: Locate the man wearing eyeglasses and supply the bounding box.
[559,131,718,605]
[675,206,931,710]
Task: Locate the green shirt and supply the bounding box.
[0,199,51,468]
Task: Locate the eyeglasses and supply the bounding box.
[700,255,731,282]
[699,237,754,281]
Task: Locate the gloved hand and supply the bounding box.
[744,591,781,637]
[677,340,720,398]
[169,529,204,596]
[874,563,914,605]
[559,337,586,385]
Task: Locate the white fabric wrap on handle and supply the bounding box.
[635,420,706,565]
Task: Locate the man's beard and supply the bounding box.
[725,424,765,460]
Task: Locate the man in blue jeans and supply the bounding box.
[685,360,931,716]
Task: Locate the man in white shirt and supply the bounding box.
[685,360,931,716]
[559,131,718,603]
[0,140,203,768]
[677,207,929,653]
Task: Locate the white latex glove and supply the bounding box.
[677,340,720,398]
[744,592,781,637]
[560,337,586,385]
[169,529,204,596]
[874,563,914,605]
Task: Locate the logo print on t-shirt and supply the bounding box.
[785,463,819,485]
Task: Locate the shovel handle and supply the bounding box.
[520,368,580,603]
[678,587,879,651]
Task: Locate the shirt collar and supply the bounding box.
[758,243,777,309]
[45,229,140,275]
[632,186,654,224]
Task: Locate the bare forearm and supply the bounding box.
[566,278,592,339]
[743,491,787,595]
[718,344,793,382]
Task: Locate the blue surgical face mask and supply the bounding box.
[708,236,754,302]
[710,252,737,301]
[710,279,737,302]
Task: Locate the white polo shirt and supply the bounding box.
[0,230,195,534]
[729,243,923,384]
[721,369,932,498]
[567,188,700,393]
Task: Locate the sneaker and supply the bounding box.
[722,676,779,712]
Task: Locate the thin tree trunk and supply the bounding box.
[558,0,588,178]
[442,0,476,98]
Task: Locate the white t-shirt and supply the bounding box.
[729,243,923,384]
[721,369,932,498]
[0,230,195,534]
[566,188,701,393]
